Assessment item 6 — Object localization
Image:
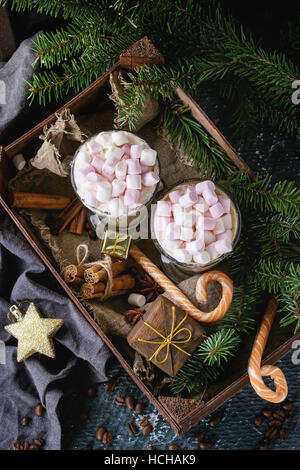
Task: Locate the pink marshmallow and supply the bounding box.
[209,202,225,219]
[112,179,126,197]
[155,216,170,232]
[142,171,160,186]
[202,188,218,206]
[91,156,104,173]
[84,190,98,208]
[169,190,182,204]
[130,144,144,159]
[126,158,141,175]
[203,217,217,230]
[166,222,181,241]
[105,154,120,169]
[79,164,94,175]
[186,239,204,255]
[101,164,115,181]
[204,231,216,245]
[218,195,231,213]
[156,200,172,217]
[124,189,140,207]
[87,140,103,154]
[195,180,215,195]
[122,144,131,156]
[86,172,103,183]
[214,238,232,255]
[179,188,198,208]
[216,229,233,243]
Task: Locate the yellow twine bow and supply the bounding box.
[112,231,120,255]
[137,306,192,364]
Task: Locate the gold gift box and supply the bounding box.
[100,230,132,260]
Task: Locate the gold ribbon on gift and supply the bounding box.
[137,306,192,364]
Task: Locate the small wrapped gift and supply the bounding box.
[100,229,132,260]
[127,296,205,376]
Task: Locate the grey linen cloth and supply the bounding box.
[0,214,111,450]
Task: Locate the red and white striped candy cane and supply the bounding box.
[130,244,233,323]
[248,297,288,403]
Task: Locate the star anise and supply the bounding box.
[124,309,145,324]
[136,273,164,302]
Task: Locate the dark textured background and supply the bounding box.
[1,1,300,450]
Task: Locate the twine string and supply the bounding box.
[137,306,192,364]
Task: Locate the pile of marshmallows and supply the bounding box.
[155,180,235,265]
[73,131,160,216]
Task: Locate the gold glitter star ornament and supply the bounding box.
[5,303,64,362]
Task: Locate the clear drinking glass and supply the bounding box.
[70,131,161,238]
[152,179,241,281]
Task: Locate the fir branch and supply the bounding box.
[196,329,240,367]
[254,258,300,296]
[279,293,300,333]
[228,172,300,217]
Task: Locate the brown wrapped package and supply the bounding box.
[127,296,205,377]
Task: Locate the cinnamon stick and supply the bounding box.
[10,191,71,210]
[82,289,131,300]
[84,260,127,284]
[46,197,83,235]
[69,206,87,235]
[80,274,135,299]
[62,265,86,285]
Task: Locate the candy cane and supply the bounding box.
[248,297,288,403]
[129,244,233,323]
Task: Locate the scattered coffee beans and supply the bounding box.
[34,437,45,447]
[139,418,149,427]
[115,396,125,406]
[254,415,262,426]
[142,424,153,436]
[262,408,272,418]
[13,440,20,450]
[105,381,116,393]
[199,442,212,450]
[209,416,221,427]
[125,395,135,410]
[96,426,106,441]
[168,444,179,450]
[269,419,282,428]
[82,445,92,450]
[280,428,288,441]
[20,416,30,426]
[103,432,113,444]
[80,412,88,421]
[29,444,39,451]
[35,404,45,417]
[147,446,156,450]
[265,426,278,440]
[126,422,137,435]
[282,400,294,411]
[258,441,269,450]
[273,410,285,421]
[194,432,204,442]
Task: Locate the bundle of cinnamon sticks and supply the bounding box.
[62,259,135,300]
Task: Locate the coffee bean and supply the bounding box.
[168,444,179,450]
[265,426,278,439]
[103,432,113,444]
[199,442,212,450]
[273,410,285,420]
[34,437,45,447]
[13,440,20,450]
[21,416,30,426]
[258,441,268,450]
[126,422,137,435]
[125,395,135,410]
[29,445,40,450]
[80,412,88,421]
[35,404,45,417]
[105,381,116,393]
[96,426,106,441]
[147,446,156,450]
[23,441,30,450]
[139,418,149,427]
[135,403,144,414]
[87,386,96,398]
[285,414,292,423]
[142,424,153,436]
[262,408,272,418]
[194,432,204,442]
[269,419,282,428]
[82,445,92,450]
[280,428,288,441]
[115,396,125,406]
[282,400,294,411]
[209,416,221,427]
[254,415,262,426]
[20,442,24,450]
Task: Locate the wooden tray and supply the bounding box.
[0,38,299,434]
